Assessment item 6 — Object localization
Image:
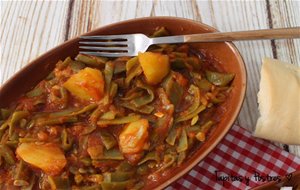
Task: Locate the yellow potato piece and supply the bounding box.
[16,143,67,176]
[138,52,170,85]
[119,119,149,154]
[63,67,104,101]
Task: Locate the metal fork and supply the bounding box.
[79,27,300,57]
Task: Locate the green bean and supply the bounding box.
[46,72,55,81]
[200,120,214,133]
[177,128,188,153]
[175,104,206,123]
[35,116,78,127]
[177,151,186,165]
[33,98,46,107]
[157,44,177,52]
[114,61,126,74]
[126,57,138,71]
[166,127,177,146]
[170,58,186,69]
[187,125,201,133]
[149,47,164,52]
[101,180,132,190]
[81,125,96,135]
[48,176,70,190]
[69,166,78,175]
[186,56,201,71]
[132,181,144,190]
[151,27,169,37]
[104,171,134,182]
[162,73,183,107]
[205,70,235,86]
[14,160,29,185]
[61,128,73,151]
[138,151,160,165]
[95,149,124,160]
[9,131,18,142]
[13,180,29,186]
[120,102,154,114]
[75,54,108,67]
[125,65,143,87]
[99,131,117,150]
[131,81,154,107]
[0,144,15,165]
[0,120,9,131]
[100,111,116,120]
[78,168,87,174]
[34,104,96,127]
[80,185,102,190]
[104,61,115,103]
[70,60,86,72]
[195,78,213,91]
[89,105,106,127]
[26,87,43,98]
[109,82,118,100]
[157,154,176,172]
[97,114,140,126]
[211,93,226,104]
[125,57,142,87]
[104,61,114,89]
[190,72,201,80]
[70,103,98,116]
[80,157,92,167]
[9,111,29,138]
[19,119,27,128]
[5,140,18,147]
[22,175,35,190]
[191,115,199,126]
[172,52,188,58]
[47,108,76,117]
[0,108,10,121]
[54,87,68,109]
[121,88,143,101]
[175,85,201,123]
[117,161,133,172]
[57,57,72,69]
[137,163,149,175]
[114,78,125,89]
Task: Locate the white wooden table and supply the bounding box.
[1,0,299,158]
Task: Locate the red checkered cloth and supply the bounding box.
[167,125,300,190]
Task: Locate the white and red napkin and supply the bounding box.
[167,125,300,190]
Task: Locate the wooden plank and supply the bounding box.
[268,0,300,155]
[0,0,69,85]
[66,0,159,39]
[195,0,274,131]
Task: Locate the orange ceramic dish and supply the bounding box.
[0,17,246,189]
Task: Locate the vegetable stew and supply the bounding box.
[0,28,234,190]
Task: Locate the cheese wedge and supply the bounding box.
[254,58,300,145]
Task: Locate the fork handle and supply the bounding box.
[151,27,300,44]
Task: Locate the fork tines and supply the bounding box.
[79,35,132,57]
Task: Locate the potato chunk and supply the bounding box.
[138,52,170,85]
[16,143,66,176]
[119,119,149,154]
[63,67,104,101]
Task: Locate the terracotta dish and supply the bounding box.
[0,17,247,189]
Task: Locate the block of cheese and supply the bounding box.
[254,58,300,145]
